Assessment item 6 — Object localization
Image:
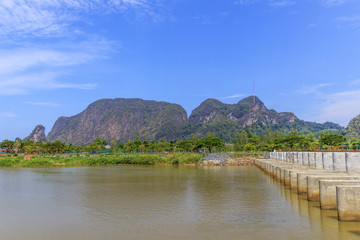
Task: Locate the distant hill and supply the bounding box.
[24,125,47,142]
[47,98,187,145]
[47,96,343,145]
[346,115,360,140]
[183,96,343,141]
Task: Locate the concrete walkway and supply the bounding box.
[256,151,360,221]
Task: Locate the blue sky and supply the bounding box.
[1,0,360,140]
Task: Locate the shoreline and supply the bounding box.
[0,153,259,168]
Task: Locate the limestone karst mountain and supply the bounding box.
[24,125,47,142]
[47,96,343,145]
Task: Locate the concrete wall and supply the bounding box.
[308,152,316,168]
[346,152,360,174]
[293,152,299,165]
[302,152,309,166]
[322,152,334,171]
[270,151,360,174]
[333,152,346,172]
[315,152,323,169]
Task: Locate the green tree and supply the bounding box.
[319,132,346,146]
[195,136,225,152]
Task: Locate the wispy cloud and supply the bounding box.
[314,89,360,126]
[234,0,296,7]
[24,102,62,107]
[0,112,18,118]
[220,94,245,99]
[234,0,259,5]
[320,0,349,7]
[268,0,296,7]
[296,83,334,95]
[349,79,360,85]
[335,15,360,28]
[0,38,110,95]
[0,71,97,96]
[0,0,168,38]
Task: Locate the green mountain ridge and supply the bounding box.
[47,96,344,145]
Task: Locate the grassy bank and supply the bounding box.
[0,153,203,168]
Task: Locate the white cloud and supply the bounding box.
[234,0,296,7]
[296,83,334,95]
[234,0,259,5]
[0,0,165,38]
[320,0,349,7]
[0,48,94,76]
[268,0,296,7]
[24,102,61,107]
[349,79,360,85]
[0,71,97,96]
[0,112,18,118]
[314,89,360,126]
[0,39,111,95]
[335,15,360,28]
[220,94,245,99]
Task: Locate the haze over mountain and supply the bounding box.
[47,96,343,145]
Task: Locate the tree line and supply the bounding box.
[0,135,225,154]
[0,129,355,154]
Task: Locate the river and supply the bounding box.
[0,166,359,240]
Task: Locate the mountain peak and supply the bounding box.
[24,124,47,142]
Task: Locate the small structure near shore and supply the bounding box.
[202,154,255,166]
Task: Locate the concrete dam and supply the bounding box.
[255,151,360,221]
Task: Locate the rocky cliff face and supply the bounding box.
[47,98,188,145]
[24,125,47,142]
[185,96,343,140]
[189,96,293,126]
[346,115,360,139]
[47,96,343,145]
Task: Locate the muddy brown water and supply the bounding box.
[0,166,359,240]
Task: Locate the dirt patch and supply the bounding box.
[201,157,255,166]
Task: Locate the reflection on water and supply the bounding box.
[266,174,360,240]
[0,166,359,240]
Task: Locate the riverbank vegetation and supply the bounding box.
[0,129,354,155]
[0,153,203,168]
[0,129,356,168]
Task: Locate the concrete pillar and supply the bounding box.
[276,167,281,181]
[290,170,299,190]
[297,172,328,195]
[346,152,360,174]
[284,169,290,187]
[302,152,309,166]
[333,152,346,172]
[308,152,316,168]
[298,152,303,165]
[322,152,334,171]
[290,152,295,163]
[271,166,275,177]
[280,167,286,183]
[293,152,299,164]
[319,180,360,210]
[286,152,291,162]
[337,185,360,221]
[315,152,323,169]
[307,175,359,202]
[290,170,320,191]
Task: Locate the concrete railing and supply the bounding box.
[269,151,360,174]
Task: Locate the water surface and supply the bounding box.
[0,166,359,240]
